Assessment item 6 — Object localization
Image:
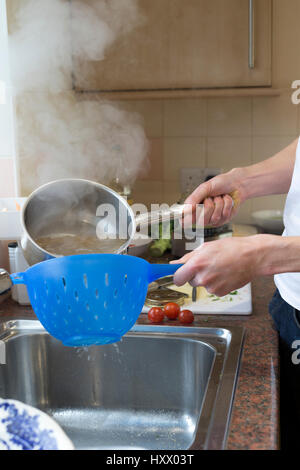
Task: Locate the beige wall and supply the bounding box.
[128,93,298,224]
[127,0,300,224]
[11,0,300,225]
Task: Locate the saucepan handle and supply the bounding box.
[135,192,239,230]
[10,272,25,285]
[135,204,187,229]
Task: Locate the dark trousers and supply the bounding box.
[269,289,300,449]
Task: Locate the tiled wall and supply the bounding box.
[128,92,298,224]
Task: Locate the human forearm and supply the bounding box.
[172,234,300,296]
[185,138,298,227]
[258,234,300,276]
[239,138,298,201]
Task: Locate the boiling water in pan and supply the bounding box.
[35,234,127,256]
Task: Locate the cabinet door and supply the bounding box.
[73,0,272,92]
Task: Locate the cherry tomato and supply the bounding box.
[179,310,194,324]
[148,307,164,324]
[164,302,180,320]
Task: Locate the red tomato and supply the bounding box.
[148,307,164,324]
[164,302,180,320]
[179,310,194,324]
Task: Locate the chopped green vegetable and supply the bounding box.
[148,220,174,257]
[148,238,171,257]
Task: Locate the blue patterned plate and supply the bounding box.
[0,399,74,450]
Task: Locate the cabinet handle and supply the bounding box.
[248,0,255,69]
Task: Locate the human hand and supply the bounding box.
[171,235,267,297]
[185,168,248,227]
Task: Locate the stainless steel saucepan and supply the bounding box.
[20,178,186,266]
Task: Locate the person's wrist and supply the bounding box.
[251,234,286,277]
[222,167,251,205]
[231,166,253,203]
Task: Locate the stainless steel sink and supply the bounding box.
[0,320,244,450]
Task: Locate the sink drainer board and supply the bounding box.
[0,321,244,450]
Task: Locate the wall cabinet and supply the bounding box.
[73,0,272,96]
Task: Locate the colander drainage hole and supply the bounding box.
[124,274,128,286]
[114,289,118,298]
[105,273,109,286]
[56,294,60,304]
[83,274,88,289]
[62,277,66,290]
[86,303,90,311]
[95,289,99,299]
[74,290,79,301]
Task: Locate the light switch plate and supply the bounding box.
[180,168,204,194]
[180,167,221,194]
[203,168,221,182]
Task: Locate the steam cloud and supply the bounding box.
[8,0,149,192]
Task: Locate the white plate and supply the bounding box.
[0,398,74,450]
[251,210,284,233]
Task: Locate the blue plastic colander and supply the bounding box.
[10,254,181,347]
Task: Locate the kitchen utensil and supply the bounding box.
[21,179,186,266]
[147,275,175,292]
[0,254,181,346]
[146,275,188,307]
[192,287,197,302]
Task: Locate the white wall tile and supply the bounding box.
[163,137,206,182]
[253,93,298,136]
[207,97,252,137]
[252,136,297,163]
[163,98,207,137]
[207,137,252,171]
[118,100,163,138]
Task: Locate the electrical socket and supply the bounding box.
[180,167,222,195]
[180,168,204,194]
[203,168,221,182]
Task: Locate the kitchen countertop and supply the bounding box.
[0,275,279,450]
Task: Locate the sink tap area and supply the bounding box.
[0,320,244,450]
